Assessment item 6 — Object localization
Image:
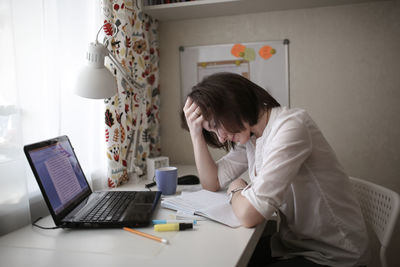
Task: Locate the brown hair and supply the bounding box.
[181,72,280,150]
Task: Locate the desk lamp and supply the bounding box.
[74,22,145,177]
[75,23,144,98]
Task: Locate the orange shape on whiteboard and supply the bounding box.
[259,46,276,60]
[231,44,246,58]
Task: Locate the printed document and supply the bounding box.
[161,190,241,227]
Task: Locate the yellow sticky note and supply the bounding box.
[243,48,256,61]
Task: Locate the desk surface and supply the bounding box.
[0,165,266,267]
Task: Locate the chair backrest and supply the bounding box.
[350,177,400,267]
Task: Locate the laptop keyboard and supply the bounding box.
[81,191,136,222]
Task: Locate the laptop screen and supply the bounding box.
[27,137,89,215]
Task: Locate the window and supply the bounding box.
[0,0,106,235]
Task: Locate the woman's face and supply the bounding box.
[202,119,251,145]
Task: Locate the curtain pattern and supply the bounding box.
[102,0,160,188]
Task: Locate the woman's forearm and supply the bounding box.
[231,192,265,228]
[191,135,220,191]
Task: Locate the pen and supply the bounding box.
[152,219,197,225]
[154,223,193,232]
[123,227,168,244]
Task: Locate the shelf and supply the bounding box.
[142,0,383,22]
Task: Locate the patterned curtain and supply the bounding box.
[102,0,161,188]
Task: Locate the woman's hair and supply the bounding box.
[181,72,280,150]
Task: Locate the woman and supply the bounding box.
[181,72,369,266]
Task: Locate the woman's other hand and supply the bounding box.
[227,178,248,194]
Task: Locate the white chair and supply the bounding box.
[350,177,400,267]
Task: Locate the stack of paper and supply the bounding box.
[161,190,241,228]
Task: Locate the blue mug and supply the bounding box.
[155,167,177,195]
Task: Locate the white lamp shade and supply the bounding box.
[75,65,117,99]
[74,42,118,99]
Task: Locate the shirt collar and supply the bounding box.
[255,106,282,144]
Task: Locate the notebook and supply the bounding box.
[161,189,241,227]
[24,135,161,228]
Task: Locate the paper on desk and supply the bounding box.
[178,184,202,192]
[175,211,209,221]
[161,190,241,228]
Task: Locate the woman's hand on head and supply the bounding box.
[183,97,204,139]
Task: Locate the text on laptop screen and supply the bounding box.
[29,139,89,214]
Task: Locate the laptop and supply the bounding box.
[24,135,161,228]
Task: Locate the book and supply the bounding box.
[161,189,241,227]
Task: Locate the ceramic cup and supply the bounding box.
[155,166,178,195]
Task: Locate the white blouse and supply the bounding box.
[216,107,369,266]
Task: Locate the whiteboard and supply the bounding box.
[179,40,289,107]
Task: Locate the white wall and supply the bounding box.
[158,1,400,266]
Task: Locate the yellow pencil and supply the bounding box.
[123,227,169,244]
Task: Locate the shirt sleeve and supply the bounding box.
[242,116,312,219]
[216,144,248,189]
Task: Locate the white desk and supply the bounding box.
[0,165,267,267]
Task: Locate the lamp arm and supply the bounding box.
[107,50,145,175]
[123,83,145,177]
[106,50,145,90]
[107,49,145,176]
[97,23,146,178]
